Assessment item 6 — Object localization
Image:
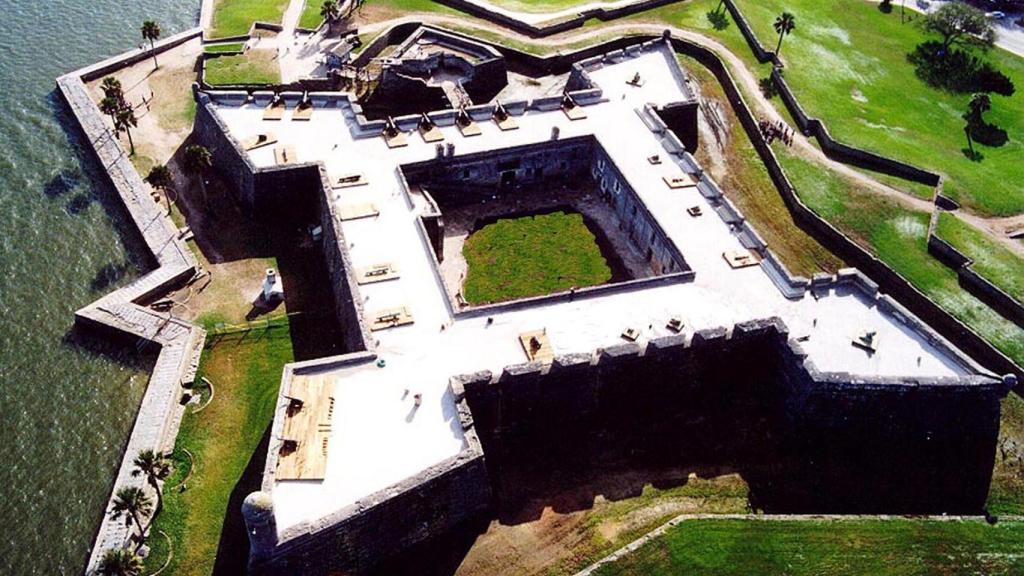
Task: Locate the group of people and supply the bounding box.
[758,118,795,147]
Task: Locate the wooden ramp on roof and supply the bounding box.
[276,374,335,481]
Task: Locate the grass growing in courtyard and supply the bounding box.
[204,50,280,86]
[935,211,1024,303]
[462,211,612,304]
[733,0,1024,216]
[143,316,294,576]
[592,518,1024,575]
[208,0,290,39]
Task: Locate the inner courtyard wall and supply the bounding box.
[401,136,687,277]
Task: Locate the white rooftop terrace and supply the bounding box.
[211,44,980,534]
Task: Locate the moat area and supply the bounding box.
[0,0,195,573]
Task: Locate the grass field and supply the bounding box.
[733,0,1024,217]
[204,50,279,86]
[935,211,1024,302]
[592,518,1024,575]
[298,0,325,29]
[143,316,295,576]
[208,0,290,39]
[462,211,612,304]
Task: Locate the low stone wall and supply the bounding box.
[462,317,1011,515]
[719,0,777,64]
[770,68,940,186]
[928,232,1024,329]
[433,0,682,38]
[56,32,208,574]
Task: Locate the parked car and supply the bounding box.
[987,10,1008,18]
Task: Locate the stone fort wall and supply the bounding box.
[460,317,1011,516]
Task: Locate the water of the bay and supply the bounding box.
[0,0,198,573]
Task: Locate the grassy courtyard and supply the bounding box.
[733,0,1024,217]
[208,0,290,39]
[462,211,612,304]
[935,211,1024,303]
[143,317,295,576]
[592,518,1024,575]
[204,49,280,86]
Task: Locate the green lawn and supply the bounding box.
[298,0,325,29]
[144,316,295,576]
[208,0,290,39]
[462,211,612,304]
[935,211,1024,302]
[733,0,1024,217]
[593,518,1024,575]
[203,42,246,54]
[204,50,280,86]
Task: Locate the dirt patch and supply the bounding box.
[87,38,201,168]
[455,473,749,576]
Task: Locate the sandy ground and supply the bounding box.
[87,38,201,173]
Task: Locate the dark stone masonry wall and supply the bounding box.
[462,318,1009,516]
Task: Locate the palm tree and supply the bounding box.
[773,12,796,55]
[146,164,175,209]
[141,21,161,69]
[113,106,138,155]
[183,144,213,205]
[100,95,124,126]
[110,486,153,548]
[131,449,171,515]
[94,548,144,576]
[320,0,341,31]
[101,76,124,101]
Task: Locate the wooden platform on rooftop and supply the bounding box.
[276,374,334,481]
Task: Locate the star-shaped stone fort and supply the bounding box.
[184,27,1012,574]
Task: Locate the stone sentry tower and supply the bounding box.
[242,491,278,569]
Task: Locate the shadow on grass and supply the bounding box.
[211,423,272,576]
[962,148,985,162]
[969,121,1009,148]
[706,9,730,31]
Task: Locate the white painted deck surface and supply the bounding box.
[213,46,975,533]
